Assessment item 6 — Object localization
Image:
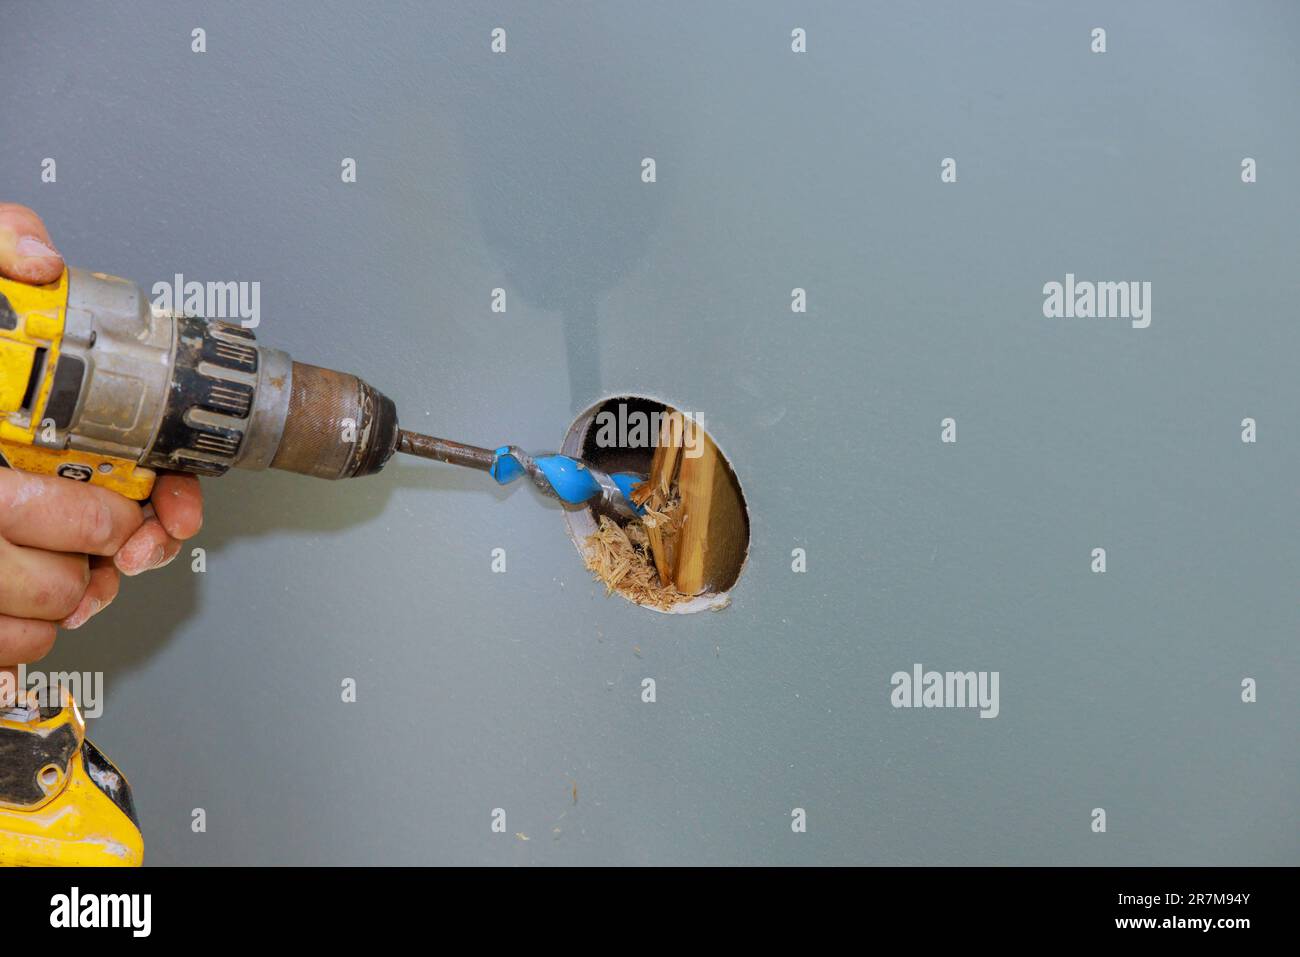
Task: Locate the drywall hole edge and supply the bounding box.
[560,395,750,614]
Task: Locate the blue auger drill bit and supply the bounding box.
[396,430,644,519]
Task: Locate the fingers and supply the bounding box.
[0,617,58,667]
[0,202,64,285]
[151,472,203,539]
[0,469,144,556]
[61,556,120,630]
[114,504,184,577]
[116,472,204,575]
[0,538,88,621]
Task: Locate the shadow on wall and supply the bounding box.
[41,6,678,681]
[43,563,199,679]
[43,459,537,677]
[193,462,516,550]
[451,9,664,406]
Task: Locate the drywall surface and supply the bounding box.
[2,1,1296,864]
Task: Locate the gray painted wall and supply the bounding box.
[2,0,1295,864]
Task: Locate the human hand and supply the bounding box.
[0,203,203,668]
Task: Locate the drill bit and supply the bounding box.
[396,429,643,520]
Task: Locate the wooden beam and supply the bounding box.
[673,425,746,595]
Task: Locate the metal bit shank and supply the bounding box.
[396,430,496,471]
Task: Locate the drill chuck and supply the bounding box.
[267,363,398,480]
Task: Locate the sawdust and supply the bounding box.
[582,484,693,610]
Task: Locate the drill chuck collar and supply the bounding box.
[147,316,398,482]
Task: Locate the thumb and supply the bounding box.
[0,203,64,285]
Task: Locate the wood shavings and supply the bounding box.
[582,485,693,610]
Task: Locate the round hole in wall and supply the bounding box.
[561,395,749,614]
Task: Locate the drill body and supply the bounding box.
[0,267,399,499]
